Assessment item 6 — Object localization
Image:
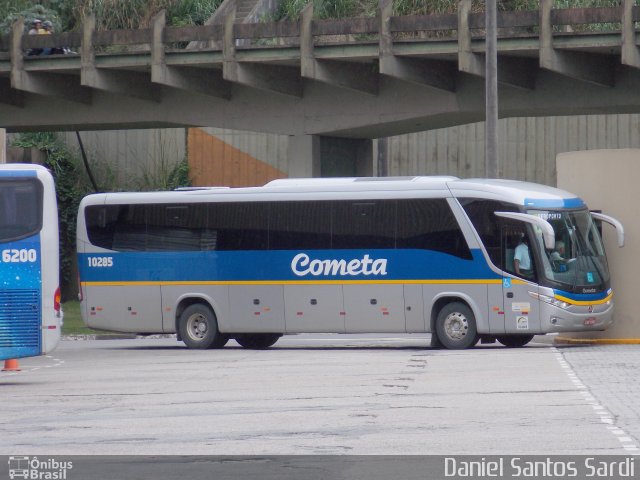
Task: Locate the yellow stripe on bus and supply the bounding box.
[554,292,613,306]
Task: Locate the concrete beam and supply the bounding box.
[151,10,231,99]
[540,0,615,87]
[0,77,24,107]
[81,13,160,101]
[622,0,640,68]
[301,3,378,96]
[223,1,302,97]
[457,0,535,90]
[380,0,455,92]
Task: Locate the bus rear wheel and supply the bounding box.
[235,333,282,349]
[496,335,534,348]
[435,302,478,350]
[179,304,228,349]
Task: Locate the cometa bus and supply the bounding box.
[76,176,623,350]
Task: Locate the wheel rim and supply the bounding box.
[186,313,208,342]
[443,311,469,341]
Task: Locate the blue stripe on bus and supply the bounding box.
[78,249,500,283]
[523,197,585,209]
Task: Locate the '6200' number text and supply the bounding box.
[2,248,37,263]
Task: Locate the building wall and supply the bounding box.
[188,127,288,187]
[7,113,640,189]
[557,149,640,339]
[59,129,186,189]
[384,114,640,186]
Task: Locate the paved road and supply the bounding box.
[0,335,637,455]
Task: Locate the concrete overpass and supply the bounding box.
[3,0,640,172]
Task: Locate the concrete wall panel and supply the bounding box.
[557,149,640,339]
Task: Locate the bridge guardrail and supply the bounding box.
[1,4,639,55]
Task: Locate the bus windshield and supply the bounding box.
[529,209,610,292]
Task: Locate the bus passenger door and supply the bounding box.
[344,284,406,332]
[502,228,541,334]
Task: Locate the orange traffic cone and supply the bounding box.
[2,359,21,372]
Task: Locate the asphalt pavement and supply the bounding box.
[0,334,638,457]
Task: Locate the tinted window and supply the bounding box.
[110,205,148,251]
[207,202,268,251]
[85,205,120,250]
[0,179,43,242]
[332,200,395,249]
[397,199,471,259]
[86,198,472,258]
[146,203,211,251]
[460,199,519,268]
[87,203,215,252]
[270,201,331,250]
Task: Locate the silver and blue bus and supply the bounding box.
[76,176,623,350]
[0,164,61,361]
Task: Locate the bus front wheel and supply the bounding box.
[435,302,478,350]
[496,335,534,348]
[179,304,228,349]
[235,333,282,349]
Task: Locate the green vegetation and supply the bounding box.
[60,300,92,335]
[1,0,222,34]
[61,300,124,336]
[274,0,623,20]
[0,0,626,33]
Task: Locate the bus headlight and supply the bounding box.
[529,292,570,309]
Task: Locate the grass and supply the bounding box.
[61,300,122,336]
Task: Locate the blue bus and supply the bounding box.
[76,176,623,350]
[0,164,61,361]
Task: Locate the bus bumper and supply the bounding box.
[538,301,614,333]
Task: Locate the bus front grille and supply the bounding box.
[0,289,41,349]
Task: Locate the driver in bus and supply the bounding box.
[514,232,532,277]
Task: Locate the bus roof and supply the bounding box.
[80,176,586,209]
[448,178,586,209]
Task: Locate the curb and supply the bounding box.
[554,337,640,345]
[62,334,176,341]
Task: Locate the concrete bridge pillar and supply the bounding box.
[287,134,321,178]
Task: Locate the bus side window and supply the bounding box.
[207,202,268,251]
[459,199,515,269]
[396,199,471,259]
[331,200,395,249]
[269,201,331,250]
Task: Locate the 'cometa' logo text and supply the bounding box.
[291,253,388,277]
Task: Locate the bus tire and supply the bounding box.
[179,304,228,349]
[496,334,534,348]
[235,333,281,349]
[435,302,478,350]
